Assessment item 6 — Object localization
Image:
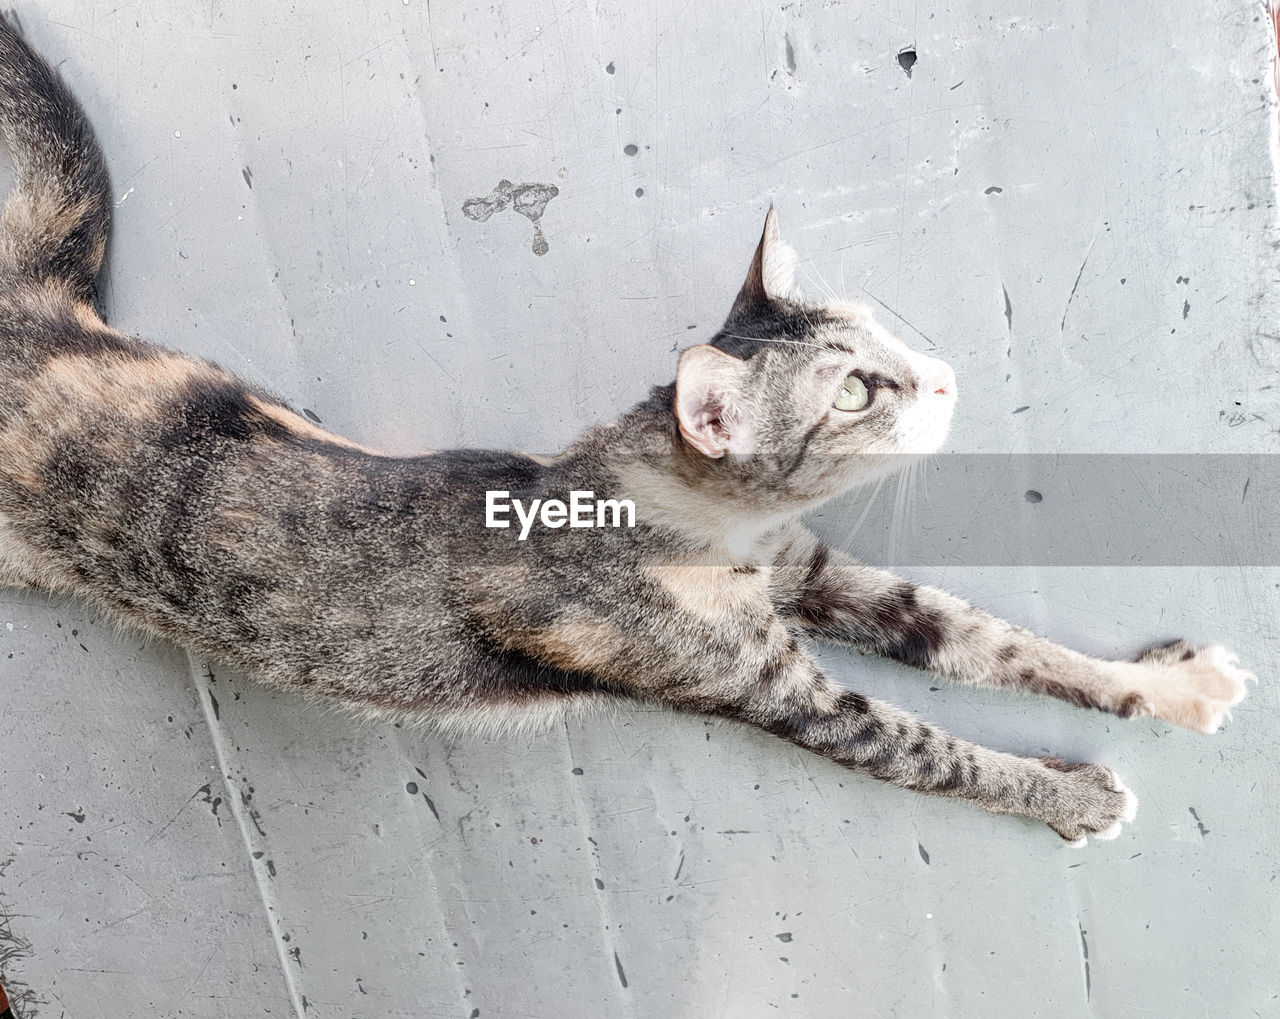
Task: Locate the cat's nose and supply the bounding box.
[925,361,956,397]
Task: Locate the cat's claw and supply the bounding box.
[1129,640,1254,734]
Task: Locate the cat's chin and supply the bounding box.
[821,451,927,499]
[892,401,954,457]
[896,430,950,457]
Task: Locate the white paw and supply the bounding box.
[1128,641,1254,734]
[1066,770,1138,847]
[1087,775,1138,841]
[1045,764,1138,846]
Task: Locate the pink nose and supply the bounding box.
[927,362,956,397]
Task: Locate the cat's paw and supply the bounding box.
[1039,760,1138,847]
[1127,640,1255,734]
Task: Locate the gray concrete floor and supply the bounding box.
[2,1,1279,1016]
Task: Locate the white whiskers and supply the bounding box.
[719,332,835,353]
[888,455,926,564]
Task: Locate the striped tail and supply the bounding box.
[0,13,110,305]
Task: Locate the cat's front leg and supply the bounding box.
[769,528,1253,733]
[684,655,1137,845]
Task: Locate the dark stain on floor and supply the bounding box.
[462,179,560,256]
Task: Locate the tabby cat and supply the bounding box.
[0,15,1252,846]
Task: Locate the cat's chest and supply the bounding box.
[640,560,775,628]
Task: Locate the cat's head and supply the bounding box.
[674,209,956,504]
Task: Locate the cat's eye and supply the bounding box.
[833,373,870,411]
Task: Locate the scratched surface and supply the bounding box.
[1,1,1279,1016]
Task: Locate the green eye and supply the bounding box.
[833,373,869,411]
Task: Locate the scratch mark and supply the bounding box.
[97,902,155,933]
[856,285,937,348]
[1060,236,1098,332]
[673,850,685,882]
[1002,284,1013,332]
[1242,476,1251,502]
[613,951,628,988]
[425,0,439,72]
[1078,920,1090,999]
[148,786,208,844]
[189,655,307,1019]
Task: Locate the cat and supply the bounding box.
[0,14,1253,847]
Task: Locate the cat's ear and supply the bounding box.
[674,344,755,458]
[731,207,799,314]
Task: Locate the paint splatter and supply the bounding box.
[462,179,560,256]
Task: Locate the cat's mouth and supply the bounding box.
[893,385,956,456]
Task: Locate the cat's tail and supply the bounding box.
[0,13,110,306]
